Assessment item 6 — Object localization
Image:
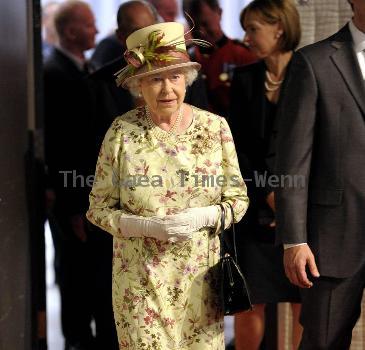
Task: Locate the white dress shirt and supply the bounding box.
[284,20,365,250]
[349,20,365,80]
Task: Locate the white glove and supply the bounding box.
[120,214,195,242]
[172,205,220,232]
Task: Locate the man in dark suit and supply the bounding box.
[90,34,123,70]
[91,0,159,69]
[89,0,158,143]
[90,0,209,143]
[43,1,118,349]
[275,0,365,348]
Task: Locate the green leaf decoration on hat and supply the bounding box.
[114,28,211,87]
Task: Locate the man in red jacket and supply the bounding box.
[183,0,256,118]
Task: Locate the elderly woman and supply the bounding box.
[86,22,248,349]
[229,1,302,349]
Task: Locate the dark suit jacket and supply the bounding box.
[88,58,134,148]
[91,34,124,70]
[275,25,365,278]
[43,48,98,217]
[230,61,277,242]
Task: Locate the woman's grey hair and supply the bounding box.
[127,67,198,97]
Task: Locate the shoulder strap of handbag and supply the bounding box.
[218,203,238,263]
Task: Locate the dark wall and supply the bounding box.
[0,0,41,349]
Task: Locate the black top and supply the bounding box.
[230,61,280,242]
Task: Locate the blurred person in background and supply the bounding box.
[147,0,195,42]
[89,0,162,149]
[183,0,257,118]
[229,0,302,349]
[147,0,179,22]
[91,0,159,69]
[43,1,118,349]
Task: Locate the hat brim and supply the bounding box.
[122,62,201,88]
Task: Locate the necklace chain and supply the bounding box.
[145,105,183,141]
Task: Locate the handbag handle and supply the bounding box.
[219,203,238,263]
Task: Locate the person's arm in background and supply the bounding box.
[229,67,252,184]
[230,65,275,221]
[274,51,320,288]
[44,65,93,241]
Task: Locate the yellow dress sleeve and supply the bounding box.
[86,118,127,237]
[218,116,249,229]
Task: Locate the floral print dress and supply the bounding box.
[87,105,248,350]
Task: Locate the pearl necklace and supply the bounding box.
[265,70,283,92]
[145,105,183,142]
[265,70,283,85]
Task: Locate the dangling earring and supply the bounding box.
[138,92,142,98]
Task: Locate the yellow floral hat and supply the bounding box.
[115,22,210,88]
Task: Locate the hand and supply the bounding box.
[171,205,220,232]
[283,244,320,288]
[70,215,87,242]
[120,214,195,243]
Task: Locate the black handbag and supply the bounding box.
[219,203,253,315]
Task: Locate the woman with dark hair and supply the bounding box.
[230,0,302,349]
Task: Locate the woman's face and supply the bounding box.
[140,69,186,118]
[243,11,283,59]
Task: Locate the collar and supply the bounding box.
[349,20,365,53]
[56,45,85,71]
[198,35,228,55]
[215,34,228,48]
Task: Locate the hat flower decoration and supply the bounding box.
[115,21,211,88]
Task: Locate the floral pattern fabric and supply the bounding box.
[87,105,248,349]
